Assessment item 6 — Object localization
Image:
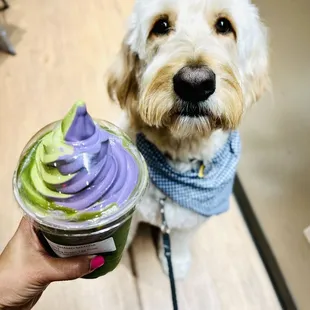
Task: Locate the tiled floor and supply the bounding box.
[0,0,283,309]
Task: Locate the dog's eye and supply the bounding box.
[151,18,171,36]
[215,17,234,35]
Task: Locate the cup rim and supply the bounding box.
[13,119,149,232]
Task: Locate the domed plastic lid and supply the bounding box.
[13,102,148,231]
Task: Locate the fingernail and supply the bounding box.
[90,256,105,270]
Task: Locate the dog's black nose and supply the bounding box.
[173,65,216,102]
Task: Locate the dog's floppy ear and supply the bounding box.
[242,16,270,107]
[107,41,139,109]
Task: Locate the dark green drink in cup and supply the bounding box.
[13,102,148,278]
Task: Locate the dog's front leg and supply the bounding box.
[158,228,197,280]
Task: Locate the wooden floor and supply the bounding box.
[0,1,281,309]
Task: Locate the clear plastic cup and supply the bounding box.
[13,119,148,279]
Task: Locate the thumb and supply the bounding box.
[42,255,105,282]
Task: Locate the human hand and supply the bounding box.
[0,217,105,310]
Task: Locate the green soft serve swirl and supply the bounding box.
[18,102,139,221]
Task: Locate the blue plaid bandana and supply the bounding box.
[136,131,241,217]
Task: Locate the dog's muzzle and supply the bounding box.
[173,65,216,117]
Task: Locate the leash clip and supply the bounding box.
[160,198,170,234]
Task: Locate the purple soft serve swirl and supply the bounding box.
[44,105,139,212]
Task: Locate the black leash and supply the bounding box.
[160,198,179,310]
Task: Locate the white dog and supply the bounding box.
[107,0,269,279]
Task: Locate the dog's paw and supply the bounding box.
[159,249,192,280]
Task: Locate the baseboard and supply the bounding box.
[233,175,297,310]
